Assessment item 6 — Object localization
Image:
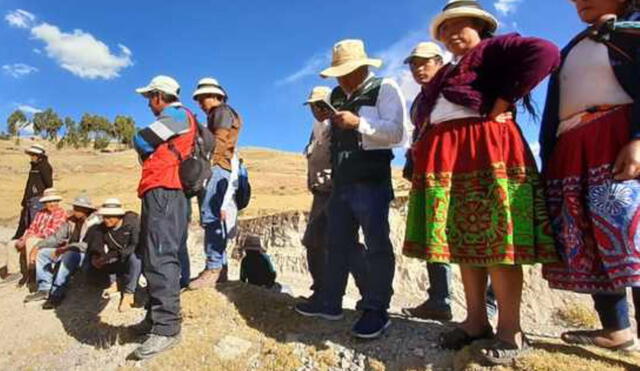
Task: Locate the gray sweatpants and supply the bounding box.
[140,188,188,337]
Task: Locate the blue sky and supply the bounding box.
[1,0,584,158]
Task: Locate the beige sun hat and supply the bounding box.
[320,39,383,78]
[404,42,444,64]
[430,0,499,41]
[39,188,62,203]
[303,86,332,105]
[98,198,126,216]
[192,77,227,100]
[136,75,181,98]
[25,144,46,156]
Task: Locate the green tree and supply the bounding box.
[6,110,27,138]
[113,115,136,148]
[33,108,63,141]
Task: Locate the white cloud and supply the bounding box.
[494,0,523,17]
[5,9,35,28]
[276,52,330,86]
[2,63,38,78]
[30,23,133,79]
[16,104,42,115]
[33,48,42,54]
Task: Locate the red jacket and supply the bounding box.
[137,106,196,197]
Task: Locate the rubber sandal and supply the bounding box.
[478,335,531,366]
[439,326,494,350]
[561,330,637,351]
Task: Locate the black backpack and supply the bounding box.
[169,108,214,198]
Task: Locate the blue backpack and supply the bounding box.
[235,159,251,210]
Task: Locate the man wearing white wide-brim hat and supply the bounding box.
[24,194,101,308]
[294,39,411,340]
[130,75,194,360]
[188,77,243,290]
[13,143,54,241]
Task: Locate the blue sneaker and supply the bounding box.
[294,301,344,321]
[352,310,391,339]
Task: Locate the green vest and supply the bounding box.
[330,77,393,185]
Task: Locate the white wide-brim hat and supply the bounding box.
[40,188,62,203]
[404,42,444,64]
[192,77,227,100]
[98,198,126,216]
[320,39,382,78]
[304,86,332,105]
[430,0,498,41]
[136,75,181,98]
[71,195,96,211]
[25,144,46,156]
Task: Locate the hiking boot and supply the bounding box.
[187,268,222,290]
[42,294,64,310]
[24,290,48,303]
[352,310,391,339]
[294,301,344,321]
[401,301,453,321]
[128,319,153,337]
[130,333,181,360]
[119,293,135,312]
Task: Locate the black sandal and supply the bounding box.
[439,326,494,350]
[477,335,531,366]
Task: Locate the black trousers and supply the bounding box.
[140,188,188,337]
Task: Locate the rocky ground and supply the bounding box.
[1,204,640,370]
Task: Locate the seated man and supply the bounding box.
[85,199,142,312]
[239,235,276,289]
[24,195,101,308]
[1,188,67,286]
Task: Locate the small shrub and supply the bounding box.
[554,304,599,328]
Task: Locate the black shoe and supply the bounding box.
[128,319,153,337]
[24,290,48,303]
[294,301,344,321]
[129,334,181,360]
[42,295,64,310]
[352,310,391,339]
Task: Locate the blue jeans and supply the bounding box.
[592,288,640,336]
[201,166,230,270]
[323,181,395,311]
[36,248,85,298]
[90,253,143,294]
[425,263,497,316]
[179,201,191,288]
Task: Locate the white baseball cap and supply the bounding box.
[192,77,227,100]
[136,75,181,98]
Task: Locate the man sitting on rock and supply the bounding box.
[85,199,142,312]
[1,188,67,287]
[24,195,101,308]
[240,235,277,289]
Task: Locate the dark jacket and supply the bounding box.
[86,212,140,263]
[539,12,640,169]
[240,250,276,288]
[22,158,53,205]
[413,33,561,131]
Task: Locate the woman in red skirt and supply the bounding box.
[540,0,640,351]
[403,0,560,364]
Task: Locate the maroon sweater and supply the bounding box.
[413,33,561,130]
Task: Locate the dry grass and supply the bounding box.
[554,304,600,329]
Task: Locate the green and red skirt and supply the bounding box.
[403,117,558,266]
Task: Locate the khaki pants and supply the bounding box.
[0,237,42,276]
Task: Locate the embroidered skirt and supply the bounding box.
[542,105,640,293]
[403,118,557,266]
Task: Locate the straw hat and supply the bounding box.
[25,144,46,156]
[98,198,126,216]
[303,86,332,105]
[430,0,498,41]
[192,77,227,100]
[71,195,96,211]
[320,39,382,78]
[136,75,181,98]
[39,188,62,203]
[404,42,444,64]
